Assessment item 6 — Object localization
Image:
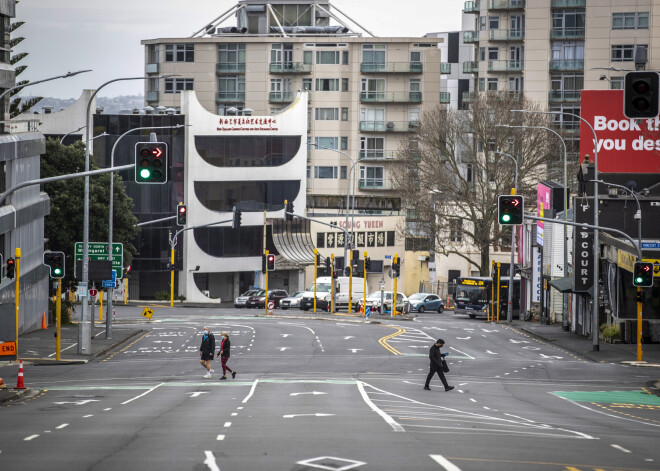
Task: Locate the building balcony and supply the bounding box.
[146,91,159,102]
[359,150,399,160]
[464,1,480,13]
[549,59,584,71]
[358,179,393,190]
[549,90,581,102]
[216,91,246,103]
[359,120,420,132]
[462,91,477,103]
[489,0,525,9]
[440,62,452,74]
[440,92,451,104]
[463,61,479,73]
[145,63,159,74]
[269,91,295,103]
[551,0,585,7]
[463,31,479,43]
[487,59,523,72]
[359,91,422,103]
[217,62,246,74]
[551,27,585,40]
[269,62,311,74]
[463,90,523,103]
[360,62,423,74]
[488,29,524,41]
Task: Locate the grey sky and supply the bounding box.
[16,0,465,99]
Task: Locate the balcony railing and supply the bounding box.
[359,120,420,132]
[489,0,525,9]
[488,29,524,41]
[216,91,246,103]
[487,59,523,72]
[551,0,585,7]
[359,91,422,103]
[551,27,585,40]
[462,91,477,103]
[441,62,452,74]
[269,62,312,74]
[146,91,159,102]
[358,179,392,190]
[217,62,246,74]
[463,31,479,43]
[462,90,523,103]
[440,92,451,104]
[269,91,295,103]
[464,1,480,13]
[548,90,581,102]
[359,150,399,160]
[360,62,423,73]
[463,61,479,73]
[145,63,159,74]
[549,59,584,71]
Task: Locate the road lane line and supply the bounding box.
[224,422,232,427]
[216,435,225,441]
[356,381,404,432]
[24,435,39,441]
[121,382,164,405]
[83,415,94,418]
[55,424,68,429]
[430,454,462,470]
[242,379,259,404]
[611,444,632,453]
[204,451,220,471]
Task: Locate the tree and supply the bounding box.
[391,93,557,276]
[41,139,139,281]
[10,20,42,117]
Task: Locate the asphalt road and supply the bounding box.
[1,306,659,471]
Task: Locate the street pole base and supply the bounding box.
[592,345,600,352]
[562,325,569,332]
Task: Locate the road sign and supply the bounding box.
[142,307,154,320]
[89,289,98,297]
[267,301,275,310]
[384,255,392,259]
[642,242,660,249]
[102,270,117,288]
[365,307,371,318]
[75,242,123,278]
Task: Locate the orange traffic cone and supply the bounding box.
[16,360,26,389]
[41,312,47,329]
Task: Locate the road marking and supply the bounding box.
[53,400,100,406]
[224,422,232,427]
[449,346,474,360]
[469,398,477,403]
[291,391,327,396]
[216,435,225,441]
[486,350,498,355]
[281,334,290,338]
[121,382,164,405]
[430,454,462,470]
[279,347,290,351]
[611,444,632,453]
[242,379,259,404]
[356,381,405,432]
[103,408,112,411]
[24,435,39,441]
[55,424,68,429]
[456,336,471,340]
[344,336,356,340]
[296,456,366,470]
[231,412,237,416]
[204,451,220,471]
[349,348,363,353]
[283,413,335,418]
[188,392,208,398]
[378,326,406,355]
[83,414,94,418]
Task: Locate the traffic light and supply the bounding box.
[365,257,371,270]
[633,261,654,287]
[266,254,275,271]
[392,256,400,278]
[344,266,351,276]
[624,71,660,119]
[332,270,338,279]
[261,254,267,274]
[285,200,294,222]
[232,205,242,229]
[498,195,524,225]
[43,251,65,279]
[135,142,168,183]
[315,253,321,266]
[325,257,331,274]
[6,257,15,279]
[176,204,187,226]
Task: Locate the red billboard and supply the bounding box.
[580,89,660,173]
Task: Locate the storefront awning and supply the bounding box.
[548,277,574,293]
[272,219,320,266]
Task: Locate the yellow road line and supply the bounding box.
[378,325,405,355]
[103,331,151,362]
[446,456,654,471]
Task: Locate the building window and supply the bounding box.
[340,165,347,179]
[409,78,421,93]
[0,162,5,193]
[342,51,349,65]
[489,16,499,29]
[487,77,498,91]
[610,76,624,90]
[217,75,245,96]
[194,136,301,167]
[165,78,194,93]
[359,166,384,188]
[218,43,245,67]
[488,47,499,60]
[480,16,486,30]
[317,51,340,64]
[342,78,349,92]
[360,137,385,158]
[611,44,646,62]
[466,163,473,183]
[315,108,339,120]
[303,50,313,64]
[315,137,339,150]
[362,44,386,65]
[553,9,585,32]
[449,219,463,242]
[341,136,348,151]
[479,47,485,61]
[341,107,349,121]
[165,44,194,62]
[302,78,312,91]
[612,12,649,30]
[314,166,339,179]
[316,78,340,91]
[478,77,485,91]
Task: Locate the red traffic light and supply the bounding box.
[266,254,275,271]
[176,203,187,226]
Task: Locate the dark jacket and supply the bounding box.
[200,333,215,355]
[219,337,231,358]
[429,344,447,367]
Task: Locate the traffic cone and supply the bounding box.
[16,360,26,389]
[41,312,47,329]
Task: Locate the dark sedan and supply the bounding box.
[246,289,289,308]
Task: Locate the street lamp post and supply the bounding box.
[512,109,600,351]
[0,69,91,109]
[494,151,518,324]
[497,123,570,331]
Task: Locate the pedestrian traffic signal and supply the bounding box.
[633,261,654,287]
[624,71,660,119]
[176,204,187,226]
[266,254,275,271]
[365,257,371,270]
[392,256,400,278]
[285,200,294,222]
[43,251,65,279]
[135,142,168,184]
[498,195,524,225]
[232,205,242,229]
[6,257,15,279]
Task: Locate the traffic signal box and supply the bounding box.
[498,195,524,225]
[232,206,242,229]
[43,251,65,279]
[285,200,294,222]
[261,254,267,273]
[135,142,168,183]
[176,204,187,226]
[365,257,371,270]
[392,256,400,278]
[6,257,16,279]
[633,261,654,287]
[624,71,660,119]
[266,254,275,271]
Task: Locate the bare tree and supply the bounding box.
[391,93,557,276]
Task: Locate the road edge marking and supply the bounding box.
[356,380,404,432]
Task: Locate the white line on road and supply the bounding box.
[611,444,632,453]
[469,398,477,403]
[204,451,220,471]
[55,424,68,429]
[430,454,462,470]
[83,415,93,418]
[356,381,405,432]
[121,382,164,405]
[283,413,335,418]
[103,408,112,411]
[231,413,237,416]
[223,422,232,427]
[449,346,475,359]
[217,435,225,441]
[242,379,259,404]
[24,435,39,441]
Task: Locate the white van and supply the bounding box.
[299,276,367,311]
[333,277,367,311]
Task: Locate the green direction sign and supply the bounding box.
[75,242,123,278]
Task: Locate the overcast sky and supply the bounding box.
[16,0,465,99]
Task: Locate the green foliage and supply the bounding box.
[48,298,74,325]
[599,323,621,339]
[154,291,169,301]
[41,139,140,282]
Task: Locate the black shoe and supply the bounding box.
[219,376,227,380]
[423,386,431,390]
[231,371,236,379]
[445,386,454,391]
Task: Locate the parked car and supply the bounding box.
[408,293,444,313]
[234,289,260,308]
[358,291,409,314]
[280,291,304,310]
[245,290,266,308]
[246,289,289,308]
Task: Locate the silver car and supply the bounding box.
[234,289,259,308]
[280,291,304,310]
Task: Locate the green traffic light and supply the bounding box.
[54,268,62,275]
[635,276,643,284]
[140,168,151,179]
[501,214,511,223]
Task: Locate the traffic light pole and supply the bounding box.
[14,248,20,360]
[56,279,62,361]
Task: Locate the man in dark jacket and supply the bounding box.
[424,339,454,391]
[199,326,215,379]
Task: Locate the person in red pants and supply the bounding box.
[216,331,236,380]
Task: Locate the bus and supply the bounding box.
[453,276,520,319]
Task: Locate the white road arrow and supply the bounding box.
[456,336,471,340]
[509,339,530,344]
[283,413,335,418]
[153,341,172,344]
[486,350,498,355]
[53,400,100,406]
[290,391,328,396]
[540,354,563,359]
[188,392,208,398]
[344,336,356,340]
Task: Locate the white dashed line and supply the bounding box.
[469,398,477,403]
[204,451,220,471]
[56,424,68,429]
[223,422,232,428]
[611,444,632,453]
[430,454,463,470]
[216,435,225,441]
[231,413,237,416]
[24,435,39,441]
[83,415,93,418]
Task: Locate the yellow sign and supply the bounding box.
[461,279,486,286]
[0,341,17,356]
[617,250,660,275]
[141,307,154,320]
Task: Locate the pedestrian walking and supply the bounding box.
[217,331,236,380]
[424,339,454,391]
[199,326,215,379]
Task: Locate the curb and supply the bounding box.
[0,388,32,404]
[646,381,660,397]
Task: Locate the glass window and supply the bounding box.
[315,108,338,120]
[194,136,301,167]
[315,166,338,179]
[478,77,485,91]
[611,44,646,62]
[488,47,499,60]
[317,51,340,64]
[342,51,349,65]
[165,78,194,93]
[193,226,264,258]
[613,12,648,30]
[480,47,485,61]
[340,165,347,179]
[302,78,312,91]
[362,44,386,64]
[341,107,349,121]
[489,16,499,29]
[341,136,348,150]
[487,77,498,90]
[218,43,245,66]
[193,181,300,212]
[316,78,340,91]
[610,76,624,90]
[480,16,486,30]
[303,50,313,64]
[409,78,421,92]
[315,137,339,149]
[360,137,385,158]
[360,166,384,187]
[342,78,349,92]
[165,43,194,62]
[410,51,421,64]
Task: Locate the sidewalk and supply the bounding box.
[0,322,144,404]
